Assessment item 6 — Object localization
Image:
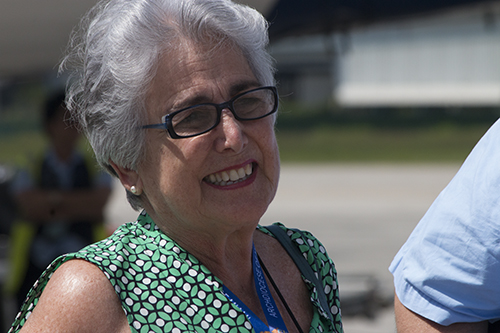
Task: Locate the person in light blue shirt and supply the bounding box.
[390,119,500,332]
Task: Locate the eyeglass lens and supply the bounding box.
[171,87,276,137]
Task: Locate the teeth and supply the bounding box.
[229,170,239,181]
[237,168,246,178]
[205,163,254,186]
[245,163,252,175]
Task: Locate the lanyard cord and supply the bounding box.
[257,254,305,333]
[223,245,288,333]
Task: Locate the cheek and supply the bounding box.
[260,121,280,160]
[140,136,200,200]
[141,138,174,192]
[139,150,181,216]
[269,140,281,186]
[257,123,280,184]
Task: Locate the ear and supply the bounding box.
[109,160,143,194]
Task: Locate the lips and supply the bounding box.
[204,163,253,186]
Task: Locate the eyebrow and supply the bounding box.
[170,80,260,112]
[228,80,260,97]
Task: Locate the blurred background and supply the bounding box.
[1,0,500,331]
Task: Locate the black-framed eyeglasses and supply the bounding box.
[142,86,278,139]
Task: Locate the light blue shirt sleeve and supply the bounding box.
[390,118,500,325]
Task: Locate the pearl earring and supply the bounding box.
[130,186,138,194]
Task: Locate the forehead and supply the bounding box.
[146,40,258,114]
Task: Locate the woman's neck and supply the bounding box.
[159,218,256,284]
[145,208,265,315]
[169,224,266,319]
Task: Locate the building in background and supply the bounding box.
[270,1,500,108]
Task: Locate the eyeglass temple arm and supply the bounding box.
[142,123,167,129]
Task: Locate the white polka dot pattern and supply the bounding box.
[9,214,342,333]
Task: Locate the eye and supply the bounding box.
[172,105,217,133]
[234,95,268,118]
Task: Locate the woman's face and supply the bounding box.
[136,41,280,235]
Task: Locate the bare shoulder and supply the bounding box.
[20,259,130,333]
[254,227,303,282]
[394,294,488,333]
[253,227,291,263]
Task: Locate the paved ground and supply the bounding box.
[0,163,461,331]
[105,162,461,332]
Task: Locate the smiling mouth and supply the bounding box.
[204,163,253,186]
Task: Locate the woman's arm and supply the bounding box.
[394,294,488,333]
[19,259,130,333]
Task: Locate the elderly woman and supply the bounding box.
[10,0,342,332]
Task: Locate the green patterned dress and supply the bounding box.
[10,211,343,333]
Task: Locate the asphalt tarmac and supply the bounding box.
[105,162,461,333]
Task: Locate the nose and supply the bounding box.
[214,108,247,153]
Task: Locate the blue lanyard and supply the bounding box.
[223,245,288,333]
